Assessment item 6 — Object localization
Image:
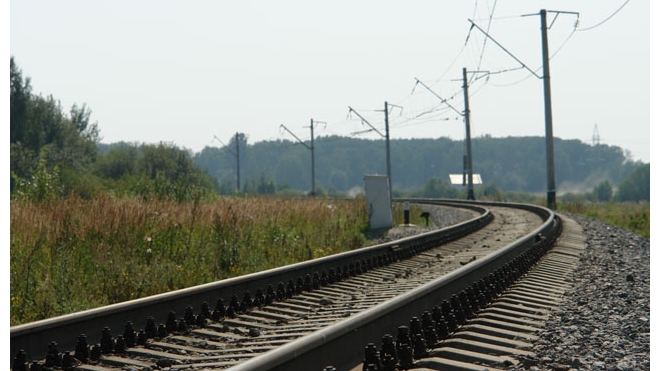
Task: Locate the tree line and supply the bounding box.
[194,134,648,201]
[10,57,649,203]
[10,58,216,202]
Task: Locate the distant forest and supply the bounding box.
[192,134,642,195]
[11,56,648,202]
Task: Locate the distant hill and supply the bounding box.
[192,135,642,194]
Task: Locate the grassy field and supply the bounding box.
[11,195,647,326]
[558,201,650,239]
[10,195,379,325]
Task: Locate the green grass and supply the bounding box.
[558,201,650,239]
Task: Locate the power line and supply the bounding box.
[579,0,632,31]
[472,0,498,84]
[347,106,385,137]
[389,106,456,129]
[467,19,542,79]
[413,78,464,116]
[470,14,527,21]
[422,10,480,90]
[265,5,590,152]
[483,17,579,88]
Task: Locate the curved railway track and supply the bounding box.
[400,215,585,371]
[11,200,571,371]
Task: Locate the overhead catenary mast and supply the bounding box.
[540,9,557,210]
[235,132,240,191]
[348,103,401,199]
[213,133,242,193]
[414,74,476,200]
[592,124,600,146]
[468,9,578,209]
[280,119,324,196]
[461,67,475,200]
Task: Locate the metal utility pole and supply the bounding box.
[280,120,321,196]
[348,104,398,199]
[592,124,600,146]
[468,9,577,210]
[309,119,316,196]
[235,132,241,191]
[213,134,242,193]
[415,76,475,200]
[384,101,392,196]
[540,9,556,210]
[461,68,475,200]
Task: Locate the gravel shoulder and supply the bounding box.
[366,205,651,370]
[509,213,651,371]
[367,203,479,244]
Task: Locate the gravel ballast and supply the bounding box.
[508,213,651,371]
[376,204,650,370]
[373,204,478,243]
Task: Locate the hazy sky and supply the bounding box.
[10,0,651,162]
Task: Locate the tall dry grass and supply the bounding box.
[10,195,369,325]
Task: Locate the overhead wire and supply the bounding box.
[470,14,526,22]
[548,22,578,58]
[488,15,579,88]
[388,108,458,133]
[386,6,589,143]
[313,3,584,142]
[578,0,632,31]
[394,83,464,125]
[403,2,484,96]
[389,90,465,132]
[393,16,493,135]
[391,105,455,128]
[271,4,601,147]
[471,0,498,84]
[422,7,477,90]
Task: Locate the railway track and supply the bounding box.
[354,214,585,371]
[11,200,566,371]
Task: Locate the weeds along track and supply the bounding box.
[11,200,557,371]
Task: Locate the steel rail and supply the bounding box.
[225,200,557,371]
[10,201,491,364]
